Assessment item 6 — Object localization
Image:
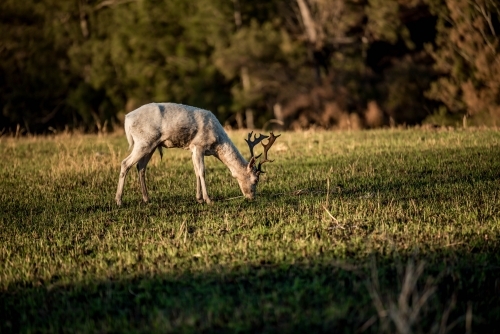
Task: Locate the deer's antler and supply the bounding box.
[245,131,269,159]
[257,132,281,173]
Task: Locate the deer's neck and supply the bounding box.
[216,139,248,178]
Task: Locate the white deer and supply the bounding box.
[115,102,280,206]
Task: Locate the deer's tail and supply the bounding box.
[124,117,134,151]
[123,114,162,159]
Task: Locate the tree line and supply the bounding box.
[1,0,499,133]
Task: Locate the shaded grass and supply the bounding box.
[1,129,500,332]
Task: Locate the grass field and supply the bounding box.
[1,128,500,333]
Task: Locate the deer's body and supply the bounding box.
[115,102,278,206]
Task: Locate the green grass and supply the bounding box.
[1,128,500,333]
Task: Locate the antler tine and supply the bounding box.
[257,132,281,172]
[245,131,268,159]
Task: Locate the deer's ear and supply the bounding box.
[247,156,256,171]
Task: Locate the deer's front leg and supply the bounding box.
[191,147,211,204]
[195,177,204,203]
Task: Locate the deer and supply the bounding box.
[115,102,280,206]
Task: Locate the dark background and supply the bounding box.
[1,0,499,133]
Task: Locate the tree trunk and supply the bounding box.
[296,0,317,45]
[78,0,89,38]
[233,0,254,129]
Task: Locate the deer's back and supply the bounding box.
[125,103,225,150]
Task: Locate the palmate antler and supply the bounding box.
[245,131,281,173]
[245,131,268,159]
[257,132,281,173]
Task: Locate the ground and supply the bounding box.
[1,128,499,332]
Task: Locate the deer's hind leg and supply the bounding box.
[116,143,154,206]
[137,150,154,203]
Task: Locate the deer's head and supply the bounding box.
[237,131,280,200]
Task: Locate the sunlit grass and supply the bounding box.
[1,128,499,332]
